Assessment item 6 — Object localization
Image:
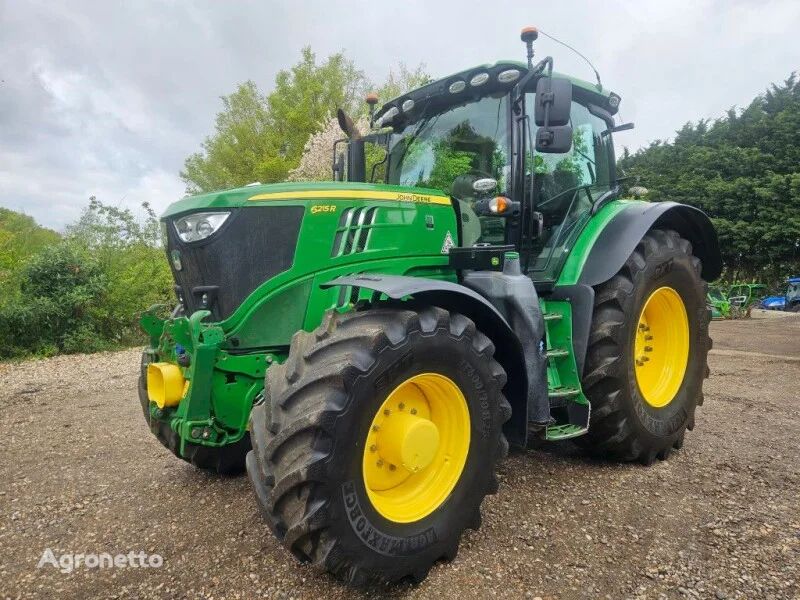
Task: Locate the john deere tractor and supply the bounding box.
[139,28,720,585]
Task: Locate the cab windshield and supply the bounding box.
[384,95,511,245]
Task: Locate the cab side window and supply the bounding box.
[526,98,614,278]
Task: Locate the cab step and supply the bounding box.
[549,386,581,399]
[545,423,588,441]
[546,348,569,359]
[548,386,581,409]
[543,312,562,322]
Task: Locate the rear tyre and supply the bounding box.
[137,351,250,475]
[247,306,510,586]
[577,229,711,464]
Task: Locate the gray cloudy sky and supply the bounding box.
[2,0,799,229]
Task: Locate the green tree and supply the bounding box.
[0,208,60,306]
[181,47,367,193]
[66,199,173,344]
[181,81,274,194]
[0,244,107,356]
[618,73,800,284]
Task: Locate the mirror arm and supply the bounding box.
[512,56,552,111]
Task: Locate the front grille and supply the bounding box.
[166,206,304,320]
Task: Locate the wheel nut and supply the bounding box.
[389,464,397,471]
[642,356,650,362]
[644,346,653,352]
[372,425,380,432]
[410,408,417,415]
[370,444,377,453]
[398,403,405,411]
[645,335,653,341]
[376,460,384,467]
[384,409,391,416]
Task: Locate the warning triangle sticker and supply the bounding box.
[441,231,455,254]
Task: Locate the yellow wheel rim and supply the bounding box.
[634,286,690,408]
[362,373,470,523]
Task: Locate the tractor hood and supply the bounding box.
[161,181,448,219]
[159,181,453,322]
[761,296,786,309]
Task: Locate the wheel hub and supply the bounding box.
[634,286,690,408]
[362,373,470,523]
[377,411,440,473]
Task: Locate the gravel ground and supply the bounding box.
[1,311,798,599]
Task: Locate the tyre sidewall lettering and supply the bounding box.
[626,250,705,437]
[326,326,501,566]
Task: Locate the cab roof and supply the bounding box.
[375,60,620,125]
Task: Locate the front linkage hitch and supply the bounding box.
[140,306,269,458]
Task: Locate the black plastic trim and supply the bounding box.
[578,201,722,287]
[546,284,595,377]
[322,274,529,447]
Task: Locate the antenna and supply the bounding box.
[537,29,603,90]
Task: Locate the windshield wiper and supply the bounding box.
[393,105,438,171]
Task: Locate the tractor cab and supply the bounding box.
[762,277,800,311]
[353,58,624,286]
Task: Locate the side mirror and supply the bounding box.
[533,76,573,153]
[536,125,573,153]
[534,77,572,127]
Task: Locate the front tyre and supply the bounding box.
[247,306,510,586]
[579,229,711,464]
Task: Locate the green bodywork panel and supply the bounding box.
[707,287,731,319]
[555,200,637,286]
[143,182,458,453]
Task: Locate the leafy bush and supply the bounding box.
[0,244,107,356]
[0,200,173,358]
[619,73,800,282]
[66,199,173,345]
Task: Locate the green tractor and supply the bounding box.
[707,286,731,319]
[139,28,720,585]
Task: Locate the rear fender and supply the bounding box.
[563,201,721,379]
[322,274,529,447]
[578,201,722,287]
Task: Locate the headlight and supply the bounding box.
[173,211,230,243]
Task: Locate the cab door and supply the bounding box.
[522,97,615,283]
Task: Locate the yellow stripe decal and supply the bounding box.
[248,190,451,205]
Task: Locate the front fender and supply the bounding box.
[322,274,529,447]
